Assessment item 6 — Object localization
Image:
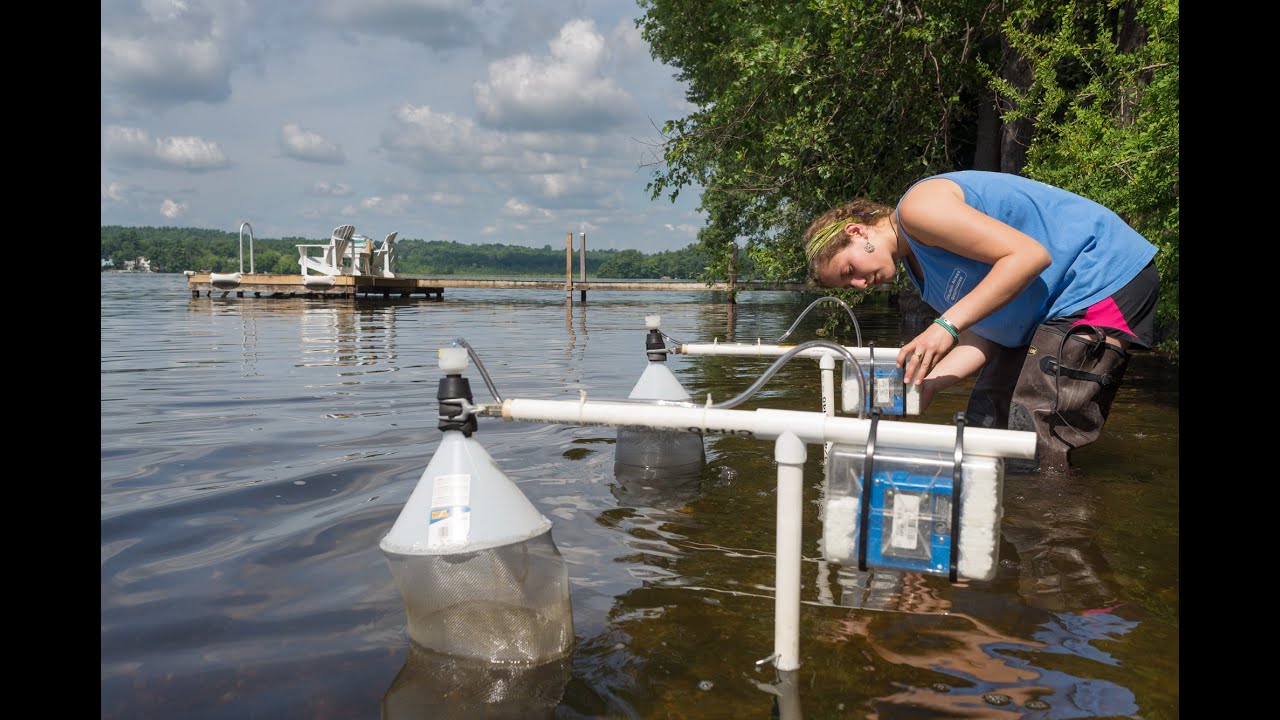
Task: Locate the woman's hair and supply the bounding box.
[803,198,894,284]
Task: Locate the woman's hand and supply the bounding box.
[898,322,957,385]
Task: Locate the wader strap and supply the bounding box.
[1040,355,1122,387]
[1049,324,1122,412]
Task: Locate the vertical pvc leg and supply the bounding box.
[774,431,806,672]
[819,354,835,464]
[817,354,836,608]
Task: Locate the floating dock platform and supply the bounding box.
[187,273,445,299]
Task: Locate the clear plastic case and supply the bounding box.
[841,360,921,415]
[822,442,1004,581]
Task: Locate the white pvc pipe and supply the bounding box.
[493,398,1035,459]
[819,354,835,464]
[676,342,901,360]
[774,432,805,671]
[819,354,835,419]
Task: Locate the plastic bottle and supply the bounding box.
[614,315,706,476]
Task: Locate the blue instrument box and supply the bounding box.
[864,470,954,574]
[841,361,920,415]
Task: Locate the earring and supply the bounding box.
[864,241,875,253]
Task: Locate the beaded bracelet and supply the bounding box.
[933,316,959,340]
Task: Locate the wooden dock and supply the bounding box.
[186,273,812,299]
[187,273,445,299]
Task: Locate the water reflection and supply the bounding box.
[1001,472,1122,613]
[815,601,1138,717]
[752,668,803,720]
[564,298,588,387]
[801,469,1143,718]
[381,643,571,720]
[185,296,404,374]
[611,459,705,511]
[299,305,400,371]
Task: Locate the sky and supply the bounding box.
[100,0,707,253]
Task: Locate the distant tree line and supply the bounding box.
[100,226,757,280]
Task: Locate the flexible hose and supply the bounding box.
[707,339,866,418]
[776,296,863,348]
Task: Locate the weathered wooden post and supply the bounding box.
[565,232,573,302]
[579,232,587,302]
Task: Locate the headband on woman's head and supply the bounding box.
[804,210,881,261]
[804,219,847,261]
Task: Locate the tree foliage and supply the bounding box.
[637,0,1178,351]
[993,0,1178,349]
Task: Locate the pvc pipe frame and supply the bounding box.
[477,394,1035,672]
[675,342,899,360]
[486,397,1036,459]
[774,432,805,671]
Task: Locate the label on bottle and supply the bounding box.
[427,473,472,547]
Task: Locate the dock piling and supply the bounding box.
[579,232,587,302]
[565,232,573,302]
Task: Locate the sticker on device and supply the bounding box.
[427,473,472,546]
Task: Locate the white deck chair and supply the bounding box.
[370,231,398,278]
[297,224,356,276]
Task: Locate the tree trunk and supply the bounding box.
[972,89,1001,171]
[998,36,1034,174]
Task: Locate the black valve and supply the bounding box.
[437,374,477,436]
[645,328,666,362]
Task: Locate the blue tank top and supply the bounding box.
[897,170,1158,347]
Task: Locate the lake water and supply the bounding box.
[101,272,1178,719]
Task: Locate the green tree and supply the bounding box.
[993,0,1178,351]
[637,0,1178,350]
[598,249,647,278]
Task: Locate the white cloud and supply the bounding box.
[100,0,240,108]
[381,104,498,172]
[474,19,636,131]
[280,124,345,164]
[104,181,130,203]
[160,198,189,219]
[359,194,414,215]
[426,192,465,206]
[608,16,649,58]
[501,197,552,219]
[104,125,230,172]
[310,181,352,196]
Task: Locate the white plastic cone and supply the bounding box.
[381,431,551,555]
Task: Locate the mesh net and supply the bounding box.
[382,642,571,719]
[385,530,574,663]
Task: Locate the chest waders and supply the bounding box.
[963,324,1130,473]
